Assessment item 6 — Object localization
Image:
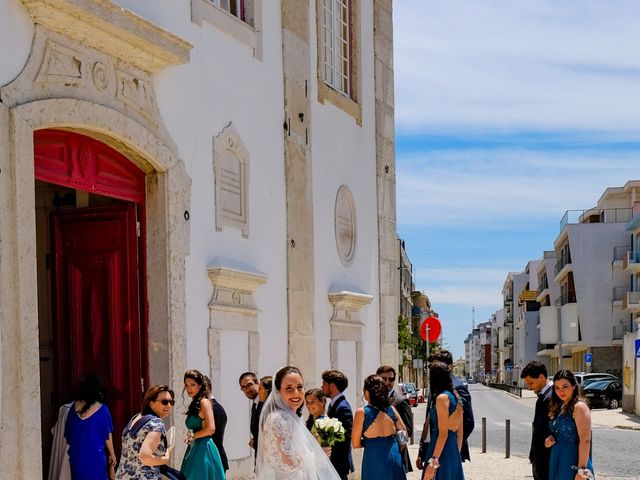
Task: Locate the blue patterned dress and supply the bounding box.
[360,405,407,480]
[116,415,167,480]
[549,410,594,480]
[423,391,464,480]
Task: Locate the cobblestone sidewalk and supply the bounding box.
[406,445,532,480]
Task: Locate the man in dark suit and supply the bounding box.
[521,361,553,480]
[377,365,414,473]
[239,372,261,458]
[203,375,229,472]
[211,396,229,472]
[321,370,353,480]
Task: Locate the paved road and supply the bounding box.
[457,384,640,479]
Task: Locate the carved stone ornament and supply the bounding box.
[213,123,250,238]
[207,257,267,317]
[334,185,357,266]
[328,285,373,326]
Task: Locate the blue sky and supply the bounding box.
[392,1,640,359]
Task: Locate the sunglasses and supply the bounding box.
[158,399,175,406]
[381,376,395,382]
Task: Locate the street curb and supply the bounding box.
[615,425,640,431]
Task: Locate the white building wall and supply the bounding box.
[0,0,387,476]
[568,223,629,345]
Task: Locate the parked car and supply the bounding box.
[582,379,622,409]
[573,372,618,386]
[399,382,418,407]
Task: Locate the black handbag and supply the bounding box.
[159,465,187,480]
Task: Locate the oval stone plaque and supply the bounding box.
[334,185,356,266]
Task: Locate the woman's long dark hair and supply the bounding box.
[429,362,454,398]
[548,369,582,419]
[184,369,210,417]
[364,375,389,410]
[74,374,106,415]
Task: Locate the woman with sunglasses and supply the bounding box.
[116,385,176,479]
[180,369,226,479]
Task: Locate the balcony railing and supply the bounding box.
[624,251,640,270]
[613,286,631,302]
[613,322,632,340]
[613,245,631,262]
[624,291,640,310]
[560,207,633,233]
[554,257,572,276]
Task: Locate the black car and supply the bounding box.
[582,379,622,409]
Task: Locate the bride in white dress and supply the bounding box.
[256,366,340,480]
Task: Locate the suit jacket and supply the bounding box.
[530,385,552,479]
[211,398,229,471]
[390,388,414,472]
[327,394,354,478]
[250,400,264,454]
[452,375,474,462]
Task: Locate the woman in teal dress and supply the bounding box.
[545,370,594,480]
[422,363,464,480]
[352,375,407,480]
[180,370,226,480]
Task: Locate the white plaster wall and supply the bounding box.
[0,0,33,86]
[568,223,629,345]
[308,1,381,387]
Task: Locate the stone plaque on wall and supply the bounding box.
[334,185,356,266]
[214,123,249,237]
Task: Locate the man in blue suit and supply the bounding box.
[321,370,354,480]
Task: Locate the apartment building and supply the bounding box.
[621,202,640,413]
[539,182,639,378]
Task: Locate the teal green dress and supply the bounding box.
[180,415,226,480]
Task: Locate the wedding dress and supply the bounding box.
[256,384,340,480]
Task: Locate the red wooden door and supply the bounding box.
[51,205,143,451]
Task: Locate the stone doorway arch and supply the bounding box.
[0,3,192,475]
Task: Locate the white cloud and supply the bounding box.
[394,1,640,133]
[396,149,640,228]
[413,267,513,308]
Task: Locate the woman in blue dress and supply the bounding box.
[64,374,116,480]
[545,370,595,480]
[352,374,407,480]
[422,362,464,480]
[180,369,226,479]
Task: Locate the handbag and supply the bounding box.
[159,465,187,480]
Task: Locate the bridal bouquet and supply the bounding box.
[312,417,346,447]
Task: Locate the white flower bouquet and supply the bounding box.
[311,417,346,447]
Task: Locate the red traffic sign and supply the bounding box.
[420,316,442,342]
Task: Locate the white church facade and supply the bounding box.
[0,0,398,477]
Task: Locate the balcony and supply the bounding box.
[537,342,556,356]
[504,312,513,325]
[559,207,633,233]
[554,257,573,283]
[613,322,632,341]
[624,251,640,272]
[613,286,630,307]
[623,291,640,311]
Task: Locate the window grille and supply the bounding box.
[321,0,350,96]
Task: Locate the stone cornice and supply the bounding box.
[207,257,267,316]
[21,0,192,73]
[328,285,373,325]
